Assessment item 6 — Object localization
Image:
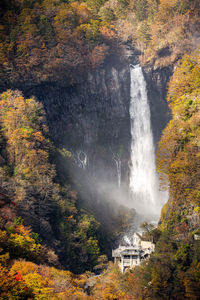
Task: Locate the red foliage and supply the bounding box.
[15,271,23,281]
[175,222,189,233]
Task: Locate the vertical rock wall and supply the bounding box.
[23,47,171,207]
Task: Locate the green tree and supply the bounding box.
[86,0,107,14]
[134,0,148,21]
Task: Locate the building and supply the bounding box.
[194,233,200,240]
[112,233,155,273]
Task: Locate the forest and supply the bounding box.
[0,0,200,299]
[0,0,199,86]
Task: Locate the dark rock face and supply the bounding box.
[143,66,172,147]
[25,50,133,190]
[23,47,171,206]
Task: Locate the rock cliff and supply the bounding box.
[20,44,171,209]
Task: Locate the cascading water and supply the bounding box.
[115,158,121,188]
[76,150,88,170]
[111,151,121,188]
[129,64,166,217]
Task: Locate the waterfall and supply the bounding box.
[129,65,166,216]
[116,159,121,188]
[111,149,122,188]
[76,150,88,170]
[115,157,121,188]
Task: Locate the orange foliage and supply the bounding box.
[0,263,33,298]
[92,263,127,299]
[99,26,117,40]
[10,260,90,299]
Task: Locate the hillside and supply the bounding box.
[0,0,199,87]
[0,0,200,299]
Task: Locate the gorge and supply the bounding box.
[0,42,171,271]
[22,47,170,217]
[0,0,200,298]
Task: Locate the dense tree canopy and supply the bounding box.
[157,50,200,232]
[0,90,104,274]
[0,0,199,85]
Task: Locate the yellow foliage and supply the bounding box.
[11,260,39,276]
[71,2,91,23]
[9,261,91,299]
[0,229,8,242]
[9,231,41,257]
[194,206,200,214]
[160,0,178,7]
[24,273,53,299]
[92,263,127,299]
[157,48,200,233]
[159,202,168,231]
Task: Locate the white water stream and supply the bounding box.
[129,65,167,217]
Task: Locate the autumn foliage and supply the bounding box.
[0,0,115,86]
[0,0,199,85]
[0,1,200,299]
[92,47,200,300]
[157,50,200,232]
[0,90,105,277]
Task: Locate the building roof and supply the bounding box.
[122,248,144,256]
[112,245,143,257]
